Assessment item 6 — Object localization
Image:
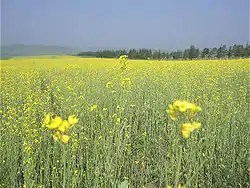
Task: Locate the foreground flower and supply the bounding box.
[68,115,78,125]
[44,113,51,125]
[166,104,177,120]
[60,134,70,144]
[58,120,70,132]
[43,114,78,144]
[167,100,201,120]
[53,131,70,144]
[167,100,202,138]
[46,116,63,130]
[180,122,201,138]
[173,100,201,113]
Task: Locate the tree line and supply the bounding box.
[76,44,250,60]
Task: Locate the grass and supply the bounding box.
[0,56,249,187]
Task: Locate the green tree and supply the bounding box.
[244,43,250,57]
[183,49,190,59]
[201,48,209,59]
[188,45,199,59]
[209,47,217,59]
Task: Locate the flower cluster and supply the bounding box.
[167,100,202,138]
[119,55,128,63]
[43,114,78,144]
[166,100,201,120]
[121,78,132,89]
[119,55,128,71]
[180,122,201,138]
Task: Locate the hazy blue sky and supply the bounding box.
[1,0,249,50]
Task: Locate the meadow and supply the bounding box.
[0,56,249,188]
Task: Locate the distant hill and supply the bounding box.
[1,44,80,59]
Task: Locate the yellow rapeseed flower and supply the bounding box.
[167,100,201,122]
[181,123,194,132]
[121,78,131,89]
[44,113,51,125]
[191,105,202,112]
[60,134,70,144]
[180,122,201,138]
[58,120,70,132]
[166,108,177,120]
[173,100,193,112]
[191,122,201,130]
[90,105,97,112]
[68,115,78,125]
[182,130,191,138]
[106,81,112,88]
[52,131,61,141]
[46,116,62,130]
[53,132,70,144]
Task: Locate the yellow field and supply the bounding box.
[1,56,249,187]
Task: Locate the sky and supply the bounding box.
[1,0,249,51]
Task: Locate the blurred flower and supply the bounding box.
[68,115,78,125]
[46,116,62,130]
[44,113,51,125]
[58,120,70,132]
[180,122,201,138]
[60,134,70,144]
[44,113,78,144]
[106,81,113,88]
[90,105,97,112]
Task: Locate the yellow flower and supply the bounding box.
[168,100,201,121]
[53,131,61,141]
[46,116,62,130]
[90,105,97,112]
[173,100,192,112]
[68,115,78,125]
[191,122,201,130]
[191,105,202,112]
[181,130,191,138]
[58,120,70,132]
[180,122,201,138]
[121,78,131,89]
[173,100,183,109]
[60,134,70,144]
[170,112,177,120]
[181,123,194,132]
[168,104,174,110]
[44,113,51,125]
[106,81,112,88]
[53,132,70,144]
[166,109,177,120]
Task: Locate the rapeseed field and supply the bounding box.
[0,56,249,187]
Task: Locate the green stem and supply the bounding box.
[186,159,207,186]
[63,145,66,188]
[175,144,182,188]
